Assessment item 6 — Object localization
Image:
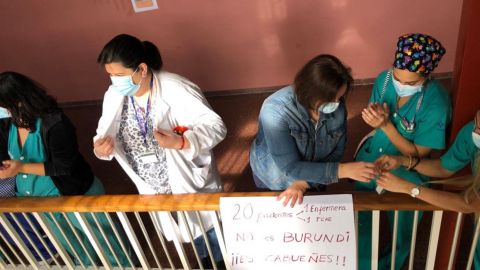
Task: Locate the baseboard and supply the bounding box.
[60,72,452,108]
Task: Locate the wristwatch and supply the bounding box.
[410,186,420,198]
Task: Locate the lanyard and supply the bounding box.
[130,76,154,144]
[394,80,425,125]
[382,70,425,131]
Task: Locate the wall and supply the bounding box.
[0,0,462,102]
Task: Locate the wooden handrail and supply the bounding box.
[0,192,444,213]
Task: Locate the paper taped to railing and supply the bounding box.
[220,195,356,270]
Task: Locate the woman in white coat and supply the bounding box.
[93,34,227,266]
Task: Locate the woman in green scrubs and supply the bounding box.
[0,72,131,266]
[376,110,480,268]
[354,33,452,270]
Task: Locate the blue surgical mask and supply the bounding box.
[473,132,480,149]
[0,107,10,118]
[110,68,143,96]
[318,102,340,114]
[392,77,422,97]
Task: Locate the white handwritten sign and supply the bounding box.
[220,195,356,270]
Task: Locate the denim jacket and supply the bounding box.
[249,86,347,190]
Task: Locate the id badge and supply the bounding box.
[400,117,416,133]
[139,152,158,164]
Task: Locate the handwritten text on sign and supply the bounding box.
[220,195,356,270]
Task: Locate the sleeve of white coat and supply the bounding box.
[172,83,227,160]
[92,90,116,161]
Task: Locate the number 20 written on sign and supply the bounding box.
[233,203,254,220]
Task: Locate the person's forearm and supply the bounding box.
[19,163,46,176]
[398,157,453,178]
[281,160,339,185]
[381,122,423,157]
[397,182,476,213]
[338,163,348,179]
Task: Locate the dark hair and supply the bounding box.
[294,54,353,110]
[0,72,60,130]
[97,34,163,71]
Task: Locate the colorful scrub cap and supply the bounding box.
[393,33,446,75]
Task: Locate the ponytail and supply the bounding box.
[98,34,163,72]
[142,41,162,71]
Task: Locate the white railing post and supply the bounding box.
[117,212,150,270]
[195,211,216,270]
[0,213,39,269]
[391,211,399,270]
[22,213,61,268]
[408,210,420,270]
[210,210,232,270]
[178,211,203,269]
[32,212,75,270]
[103,212,137,269]
[135,212,164,269]
[425,210,443,270]
[169,211,191,270]
[371,210,380,270]
[355,211,359,270]
[89,213,122,268]
[9,213,52,268]
[466,215,480,270]
[447,212,463,270]
[149,212,175,269]
[0,235,17,267]
[74,212,112,270]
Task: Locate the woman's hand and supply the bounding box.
[374,155,403,171]
[154,128,188,150]
[94,136,114,157]
[338,162,376,182]
[277,180,309,208]
[362,102,390,129]
[377,171,414,194]
[0,160,22,178]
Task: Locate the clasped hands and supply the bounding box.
[278,155,406,208]
[362,102,390,129]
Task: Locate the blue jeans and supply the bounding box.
[193,228,223,262]
[0,213,57,261]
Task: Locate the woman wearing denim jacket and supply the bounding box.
[250,54,376,207]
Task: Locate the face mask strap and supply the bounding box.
[131,66,144,87]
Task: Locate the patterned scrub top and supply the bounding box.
[117,96,171,194]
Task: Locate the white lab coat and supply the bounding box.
[93,71,226,242]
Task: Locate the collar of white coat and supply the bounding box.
[150,72,170,120]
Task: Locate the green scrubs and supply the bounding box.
[9,119,130,266]
[440,122,479,269]
[355,70,451,270]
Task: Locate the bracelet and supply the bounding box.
[179,136,185,150]
[410,157,421,171]
[407,155,413,170]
